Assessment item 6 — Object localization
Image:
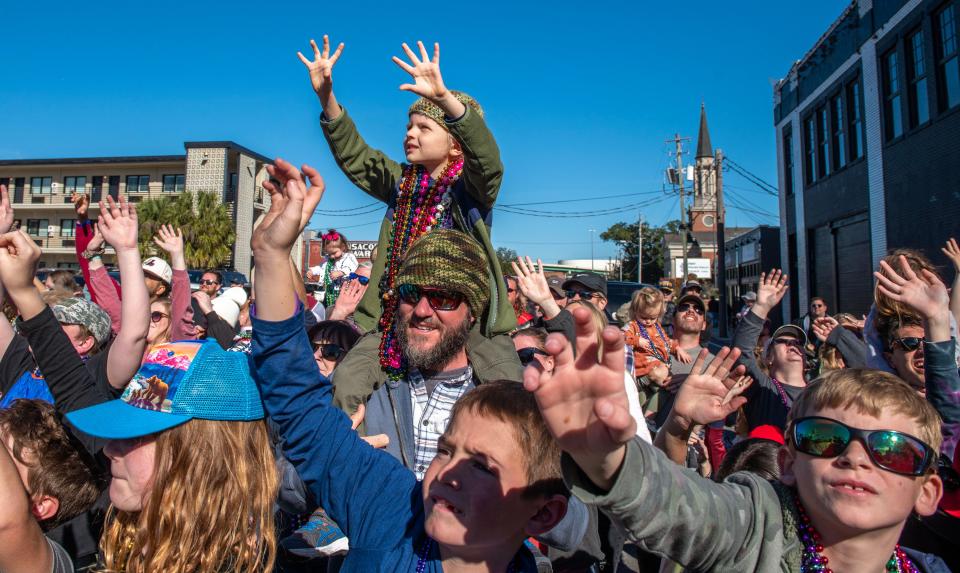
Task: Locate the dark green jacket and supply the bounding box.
[320,105,516,337]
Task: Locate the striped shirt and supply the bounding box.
[409,365,475,480]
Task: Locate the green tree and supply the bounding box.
[600,219,680,282]
[136,191,235,269]
[495,247,518,276]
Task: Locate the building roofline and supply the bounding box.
[184,141,273,164]
[775,0,859,91]
[0,155,186,167]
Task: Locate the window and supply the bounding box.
[831,94,846,170]
[782,126,795,196]
[803,116,817,185]
[162,174,185,193]
[125,175,150,193]
[60,219,76,237]
[26,219,49,237]
[846,79,864,160]
[30,177,52,194]
[906,30,931,127]
[816,106,830,177]
[226,172,238,202]
[882,49,904,140]
[63,176,87,195]
[936,3,960,110]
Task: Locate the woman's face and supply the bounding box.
[147,301,170,345]
[313,339,341,378]
[103,435,157,512]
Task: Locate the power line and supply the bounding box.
[314,202,383,215]
[723,157,778,197]
[498,189,661,207]
[494,196,668,218]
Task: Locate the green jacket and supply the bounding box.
[320,105,516,337]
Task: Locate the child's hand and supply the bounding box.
[297,35,344,103]
[97,196,138,253]
[675,347,693,364]
[942,237,960,272]
[525,307,635,490]
[392,41,466,118]
[669,348,750,431]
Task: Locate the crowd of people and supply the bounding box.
[0,35,957,573]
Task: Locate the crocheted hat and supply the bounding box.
[394,229,489,318]
[408,91,483,129]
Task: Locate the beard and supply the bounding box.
[396,312,473,372]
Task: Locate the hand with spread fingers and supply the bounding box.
[153,224,186,270]
[752,269,789,320]
[97,196,138,253]
[811,316,839,342]
[392,41,466,119]
[329,277,366,321]
[254,158,325,257]
[874,255,950,344]
[298,35,344,117]
[524,306,635,490]
[670,347,751,430]
[942,237,960,272]
[511,256,561,319]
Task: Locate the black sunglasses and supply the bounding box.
[312,343,345,362]
[150,311,169,323]
[892,337,925,352]
[347,273,370,285]
[677,302,705,315]
[200,279,220,286]
[397,284,465,311]
[566,289,596,300]
[517,347,549,366]
[773,337,804,349]
[791,416,936,477]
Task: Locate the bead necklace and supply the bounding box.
[795,498,918,573]
[416,537,517,572]
[769,377,791,408]
[636,321,671,365]
[378,159,465,380]
[322,258,338,307]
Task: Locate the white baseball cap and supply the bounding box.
[142,257,173,285]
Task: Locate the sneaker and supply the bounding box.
[280,508,350,557]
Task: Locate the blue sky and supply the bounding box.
[0,1,845,262]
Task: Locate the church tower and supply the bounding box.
[690,104,719,233]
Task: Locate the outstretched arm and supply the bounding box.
[298,35,344,121]
[98,196,149,389]
[941,237,960,327]
[154,225,194,341]
[0,437,53,573]
[512,256,561,320]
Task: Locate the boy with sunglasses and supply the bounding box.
[526,308,949,572]
[733,269,809,435]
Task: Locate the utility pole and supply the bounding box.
[673,134,690,281]
[637,212,643,284]
[716,149,729,338]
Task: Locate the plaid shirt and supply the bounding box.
[408,365,475,480]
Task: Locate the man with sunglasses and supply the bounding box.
[798,296,829,350]
[732,269,809,434]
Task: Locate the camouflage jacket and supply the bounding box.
[563,439,951,572]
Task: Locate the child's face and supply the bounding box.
[780,406,942,541]
[324,243,343,260]
[405,113,456,169]
[636,302,663,327]
[422,410,565,556]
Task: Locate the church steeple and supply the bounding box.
[695,103,713,159]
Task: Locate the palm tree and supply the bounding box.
[137,191,234,268]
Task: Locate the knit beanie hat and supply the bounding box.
[408,91,483,130]
[394,229,489,318]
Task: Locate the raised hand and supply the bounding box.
[253,158,325,257]
[328,276,366,320]
[874,255,949,321]
[72,192,89,220]
[87,223,105,252]
[754,269,789,314]
[525,307,635,490]
[97,196,138,252]
[942,238,960,272]
[297,35,344,105]
[393,41,449,101]
[0,230,42,292]
[0,185,13,235]
[811,316,839,342]
[153,224,183,255]
[669,347,750,430]
[511,256,561,318]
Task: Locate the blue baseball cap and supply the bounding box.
[66,340,264,440]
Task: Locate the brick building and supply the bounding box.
[774,0,960,321]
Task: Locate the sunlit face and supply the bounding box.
[147,301,170,345]
[103,435,157,512]
[396,289,472,372]
[886,324,926,392]
[324,243,344,260]
[673,302,705,335]
[422,410,546,554]
[767,334,805,368]
[312,338,339,378]
[199,273,220,297]
[512,334,554,372]
[60,323,94,356]
[506,277,519,305]
[780,406,942,541]
[404,113,458,169]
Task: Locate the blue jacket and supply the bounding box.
[250,310,539,572]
